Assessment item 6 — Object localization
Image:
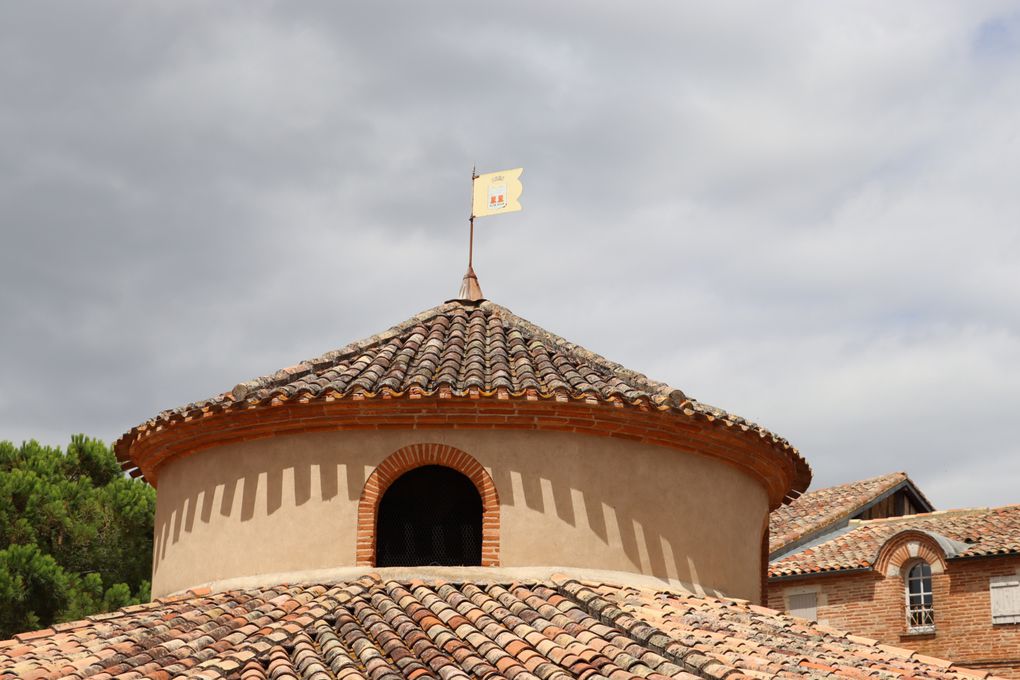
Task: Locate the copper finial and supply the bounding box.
[456,264,484,302]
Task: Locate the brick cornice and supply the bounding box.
[122,396,805,509]
[356,443,499,567]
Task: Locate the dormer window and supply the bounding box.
[906,561,935,633]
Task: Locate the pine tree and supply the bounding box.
[0,436,155,638]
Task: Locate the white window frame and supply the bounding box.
[905,560,935,634]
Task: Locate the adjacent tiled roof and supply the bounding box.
[115,300,809,492]
[768,472,931,555]
[770,505,1020,578]
[1,573,1005,680]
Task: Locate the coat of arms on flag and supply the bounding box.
[472,168,523,217]
[488,183,507,210]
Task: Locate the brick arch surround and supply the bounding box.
[356,443,500,567]
[874,529,948,577]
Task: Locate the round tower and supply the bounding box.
[116,290,810,601]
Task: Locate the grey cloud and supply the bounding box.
[1,1,1018,508]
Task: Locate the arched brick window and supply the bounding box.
[356,444,499,567]
[905,560,935,632]
[875,530,945,634]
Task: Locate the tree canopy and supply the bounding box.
[0,436,155,638]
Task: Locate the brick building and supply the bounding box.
[769,475,1020,678]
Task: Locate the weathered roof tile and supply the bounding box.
[770,505,1020,577]
[2,575,1003,680]
[769,473,933,555]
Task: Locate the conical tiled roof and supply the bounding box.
[227,300,687,406]
[115,299,810,498]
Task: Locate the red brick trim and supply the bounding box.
[355,443,500,567]
[760,514,771,605]
[875,530,948,577]
[127,397,804,509]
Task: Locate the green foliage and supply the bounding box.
[0,436,155,638]
[0,544,67,637]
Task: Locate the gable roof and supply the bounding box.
[769,472,933,556]
[1,573,1007,680]
[114,300,810,498]
[769,504,1020,578]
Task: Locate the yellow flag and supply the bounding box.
[472,168,523,218]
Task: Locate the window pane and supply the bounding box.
[905,561,935,631]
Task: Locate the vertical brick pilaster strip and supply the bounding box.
[356,444,500,567]
[761,516,770,606]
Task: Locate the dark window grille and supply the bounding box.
[376,465,483,567]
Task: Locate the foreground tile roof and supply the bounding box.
[115,300,809,493]
[0,574,1005,680]
[768,472,932,556]
[770,505,1020,578]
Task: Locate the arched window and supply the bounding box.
[375,465,483,567]
[905,560,935,632]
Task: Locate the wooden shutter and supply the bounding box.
[990,574,1020,624]
[787,592,818,621]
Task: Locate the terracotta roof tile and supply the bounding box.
[1,574,1006,680]
[770,505,1020,577]
[769,472,933,555]
[114,301,809,495]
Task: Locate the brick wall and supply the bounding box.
[769,556,1020,678]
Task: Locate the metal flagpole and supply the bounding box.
[469,166,477,269]
[453,166,484,302]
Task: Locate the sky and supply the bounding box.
[1,2,1019,509]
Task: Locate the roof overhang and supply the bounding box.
[116,393,811,509]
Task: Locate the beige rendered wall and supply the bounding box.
[151,429,769,600]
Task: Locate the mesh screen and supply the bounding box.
[376,465,483,567]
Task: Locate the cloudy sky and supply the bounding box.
[2,2,1018,508]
